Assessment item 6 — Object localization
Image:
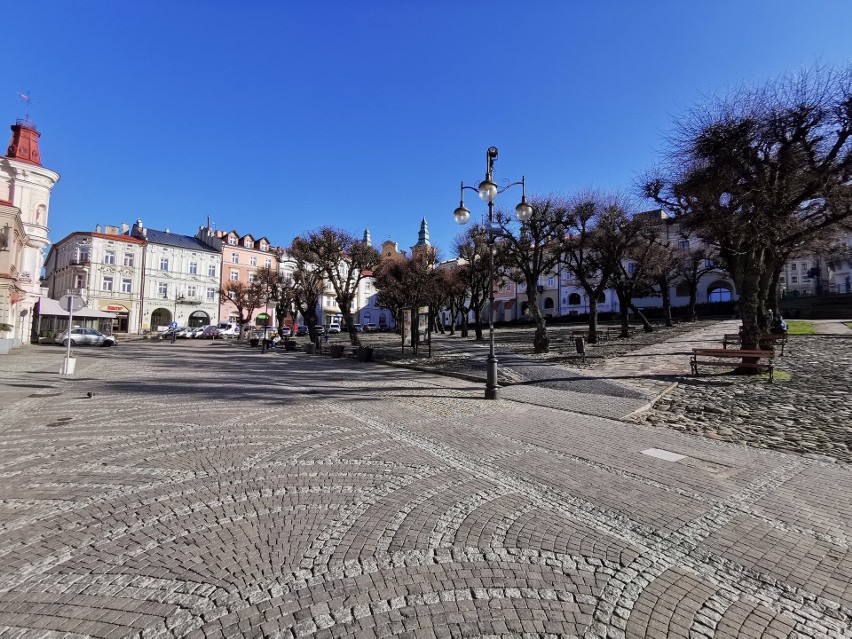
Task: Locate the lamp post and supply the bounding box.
[454,146,532,400]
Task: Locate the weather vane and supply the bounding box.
[17,91,35,122]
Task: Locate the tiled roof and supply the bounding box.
[142,228,220,253]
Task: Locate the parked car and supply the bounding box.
[55,327,116,347]
[296,325,309,336]
[198,326,222,339]
[190,326,209,338]
[352,323,363,333]
[378,323,390,332]
[364,323,378,332]
[217,322,240,337]
[315,325,325,335]
[279,326,292,338]
[175,327,192,339]
[326,324,341,334]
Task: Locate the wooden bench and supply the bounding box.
[722,332,787,355]
[691,348,776,381]
[571,329,611,342]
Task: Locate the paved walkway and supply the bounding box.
[0,342,850,637]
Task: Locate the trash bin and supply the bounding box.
[575,337,585,354]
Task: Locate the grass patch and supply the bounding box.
[845,322,852,330]
[785,320,815,335]
[758,370,791,382]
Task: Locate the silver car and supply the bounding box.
[55,327,116,347]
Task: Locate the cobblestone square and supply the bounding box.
[0,337,850,638]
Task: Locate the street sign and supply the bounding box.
[256,313,270,327]
[169,321,178,329]
[58,293,86,313]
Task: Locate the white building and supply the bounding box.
[129,221,221,331]
[0,119,60,350]
[44,225,146,334]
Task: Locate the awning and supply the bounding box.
[38,297,116,319]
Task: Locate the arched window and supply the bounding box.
[568,293,581,305]
[706,280,734,303]
[543,297,554,309]
[597,293,606,303]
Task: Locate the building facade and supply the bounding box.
[0,119,60,350]
[131,221,221,331]
[43,226,146,334]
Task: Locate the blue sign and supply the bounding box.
[169,321,178,329]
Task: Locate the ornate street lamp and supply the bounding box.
[454,146,532,399]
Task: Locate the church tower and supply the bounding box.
[410,217,435,265]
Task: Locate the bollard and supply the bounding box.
[575,337,586,363]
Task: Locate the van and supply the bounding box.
[217,322,240,337]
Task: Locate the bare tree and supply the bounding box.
[454,225,492,341]
[495,196,567,353]
[293,227,381,346]
[218,280,264,338]
[560,193,621,343]
[644,65,852,350]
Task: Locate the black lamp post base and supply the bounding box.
[485,387,499,400]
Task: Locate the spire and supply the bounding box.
[6,120,42,166]
[414,217,430,247]
[363,227,372,245]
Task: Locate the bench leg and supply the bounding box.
[690,358,698,376]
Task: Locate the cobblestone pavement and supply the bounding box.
[0,342,851,637]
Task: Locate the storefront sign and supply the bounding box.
[16,271,32,284]
[104,304,128,313]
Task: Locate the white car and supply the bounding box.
[326,324,341,334]
[190,326,208,338]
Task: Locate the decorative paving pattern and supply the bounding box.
[0,342,850,637]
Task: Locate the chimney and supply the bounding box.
[165,228,170,234]
[6,120,42,166]
[104,225,119,235]
[95,224,102,233]
[121,223,129,234]
[136,219,143,229]
[142,228,147,237]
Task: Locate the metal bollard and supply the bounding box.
[575,337,585,363]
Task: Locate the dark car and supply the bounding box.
[296,325,309,336]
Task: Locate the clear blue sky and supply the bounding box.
[7,1,851,260]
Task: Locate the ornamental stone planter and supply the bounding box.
[329,344,345,358]
[356,346,374,362]
[303,343,315,354]
[285,340,297,351]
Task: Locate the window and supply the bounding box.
[187,285,197,298]
[231,253,239,264]
[546,276,554,287]
[208,264,216,277]
[207,287,216,300]
[102,276,113,291]
[568,293,581,305]
[78,248,90,263]
[260,241,268,252]
[791,264,797,271]
[159,257,169,271]
[228,235,237,246]
[678,240,690,249]
[123,252,134,267]
[74,274,86,289]
[627,262,637,273]
[250,256,257,266]
[779,276,786,283]
[708,287,732,302]
[189,261,198,274]
[244,239,253,249]
[248,272,257,283]
[158,282,168,297]
[104,251,116,265]
[705,259,715,268]
[264,259,272,269]
[228,291,236,300]
[801,263,808,271]
[121,278,132,293]
[230,271,239,282]
[791,276,798,283]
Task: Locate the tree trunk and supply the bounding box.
[660,286,673,327]
[687,287,698,321]
[616,291,630,338]
[525,289,549,353]
[629,303,654,333]
[587,297,600,344]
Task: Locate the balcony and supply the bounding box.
[69,258,91,267]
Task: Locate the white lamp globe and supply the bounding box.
[515,200,533,222]
[454,205,471,225]
[478,180,498,203]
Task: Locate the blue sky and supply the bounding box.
[7,1,851,260]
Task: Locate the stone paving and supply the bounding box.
[0,340,850,637]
